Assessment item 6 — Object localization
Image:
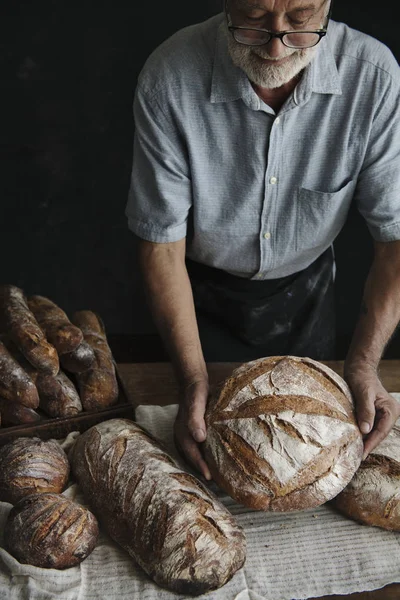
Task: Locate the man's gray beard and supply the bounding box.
[226,29,317,89]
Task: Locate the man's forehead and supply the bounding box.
[234,0,322,11]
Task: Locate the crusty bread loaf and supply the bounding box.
[34,370,83,418]
[0,285,59,375]
[0,339,39,408]
[60,340,96,373]
[5,492,99,568]
[70,311,118,410]
[2,337,82,418]
[0,437,70,504]
[69,418,246,595]
[0,397,41,425]
[28,295,83,355]
[332,418,400,530]
[203,356,363,511]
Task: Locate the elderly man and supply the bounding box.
[126,0,400,479]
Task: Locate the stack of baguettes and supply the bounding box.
[0,284,119,427]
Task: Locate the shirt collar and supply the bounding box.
[210,18,342,109]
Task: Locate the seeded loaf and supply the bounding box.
[204,355,364,511]
[332,418,400,530]
[69,418,246,596]
[5,492,99,568]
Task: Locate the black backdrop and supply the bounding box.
[1,1,399,359]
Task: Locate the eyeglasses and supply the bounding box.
[225,0,333,49]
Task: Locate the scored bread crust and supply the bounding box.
[332,420,400,530]
[0,437,70,504]
[69,418,246,596]
[70,311,118,410]
[28,295,84,355]
[5,492,99,568]
[204,356,363,511]
[0,285,59,375]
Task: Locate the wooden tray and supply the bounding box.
[0,368,135,445]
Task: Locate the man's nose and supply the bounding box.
[263,36,287,58]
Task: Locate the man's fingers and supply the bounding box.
[362,403,397,459]
[351,384,376,435]
[177,433,212,480]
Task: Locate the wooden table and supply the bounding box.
[117,360,400,600]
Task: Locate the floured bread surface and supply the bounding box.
[204,356,363,511]
[333,418,400,531]
[69,418,246,596]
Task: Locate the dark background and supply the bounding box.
[1,1,399,361]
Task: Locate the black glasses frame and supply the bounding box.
[225,0,333,49]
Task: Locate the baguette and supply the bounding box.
[28,295,83,355]
[69,419,246,595]
[2,336,80,417]
[60,340,96,373]
[70,311,118,410]
[0,397,41,426]
[0,285,59,375]
[0,339,39,408]
[34,370,82,418]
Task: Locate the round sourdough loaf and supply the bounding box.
[203,355,363,511]
[5,492,99,568]
[0,437,70,504]
[332,418,400,530]
[69,418,246,596]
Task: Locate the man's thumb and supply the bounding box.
[187,405,207,443]
[356,394,375,435]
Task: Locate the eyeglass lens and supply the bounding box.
[233,29,321,48]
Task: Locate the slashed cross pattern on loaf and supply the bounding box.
[204,356,364,511]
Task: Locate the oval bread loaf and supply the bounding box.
[332,418,400,530]
[69,418,246,595]
[0,437,70,504]
[5,492,99,568]
[204,356,363,511]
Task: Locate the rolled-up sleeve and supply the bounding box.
[125,85,192,243]
[355,56,400,242]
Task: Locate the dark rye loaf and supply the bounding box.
[69,418,246,596]
[204,356,364,511]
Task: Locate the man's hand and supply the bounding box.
[345,365,400,460]
[173,379,212,480]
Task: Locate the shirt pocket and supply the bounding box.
[295,179,356,253]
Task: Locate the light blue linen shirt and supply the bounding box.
[126,14,400,279]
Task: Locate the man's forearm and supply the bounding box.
[137,238,208,388]
[345,240,400,372]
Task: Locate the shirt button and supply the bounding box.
[264,232,271,240]
[275,117,280,124]
[257,273,263,279]
[270,176,278,184]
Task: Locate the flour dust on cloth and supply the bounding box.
[1,403,400,600]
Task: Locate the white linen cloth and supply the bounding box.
[1,397,400,600]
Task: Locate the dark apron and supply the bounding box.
[186,247,336,361]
